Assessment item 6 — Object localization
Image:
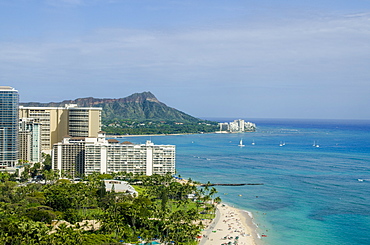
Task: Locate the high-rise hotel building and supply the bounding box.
[18,118,42,163]
[52,132,176,177]
[19,104,101,153]
[0,86,19,168]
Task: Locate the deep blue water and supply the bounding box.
[119,119,370,245]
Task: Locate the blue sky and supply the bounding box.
[1,0,370,119]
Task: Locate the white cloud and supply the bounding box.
[2,12,370,81]
[2,11,370,118]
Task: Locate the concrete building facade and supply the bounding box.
[19,104,101,153]
[52,132,175,177]
[19,118,42,163]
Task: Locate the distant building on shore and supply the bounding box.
[217,119,256,133]
[52,132,175,177]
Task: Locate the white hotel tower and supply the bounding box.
[52,132,175,177]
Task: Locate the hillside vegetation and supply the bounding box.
[21,92,218,135]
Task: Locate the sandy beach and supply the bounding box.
[199,203,260,245]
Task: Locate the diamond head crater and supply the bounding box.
[21,91,218,135]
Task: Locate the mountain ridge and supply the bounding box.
[20,91,203,122]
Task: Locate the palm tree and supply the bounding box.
[214,196,222,204]
[209,186,218,209]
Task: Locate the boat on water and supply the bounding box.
[238,139,245,147]
[313,141,320,147]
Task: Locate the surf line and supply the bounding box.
[199,183,264,186]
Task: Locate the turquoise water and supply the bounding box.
[119,119,370,245]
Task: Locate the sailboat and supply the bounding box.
[251,140,255,145]
[238,139,245,147]
[313,141,320,147]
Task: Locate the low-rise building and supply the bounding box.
[103,180,138,195]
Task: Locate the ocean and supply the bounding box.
[118,119,370,245]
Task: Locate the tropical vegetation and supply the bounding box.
[0,160,220,245]
[102,119,218,135]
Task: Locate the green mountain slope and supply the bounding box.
[20,91,203,122]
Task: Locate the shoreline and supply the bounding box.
[106,132,211,138]
[199,203,262,245]
[107,131,255,138]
